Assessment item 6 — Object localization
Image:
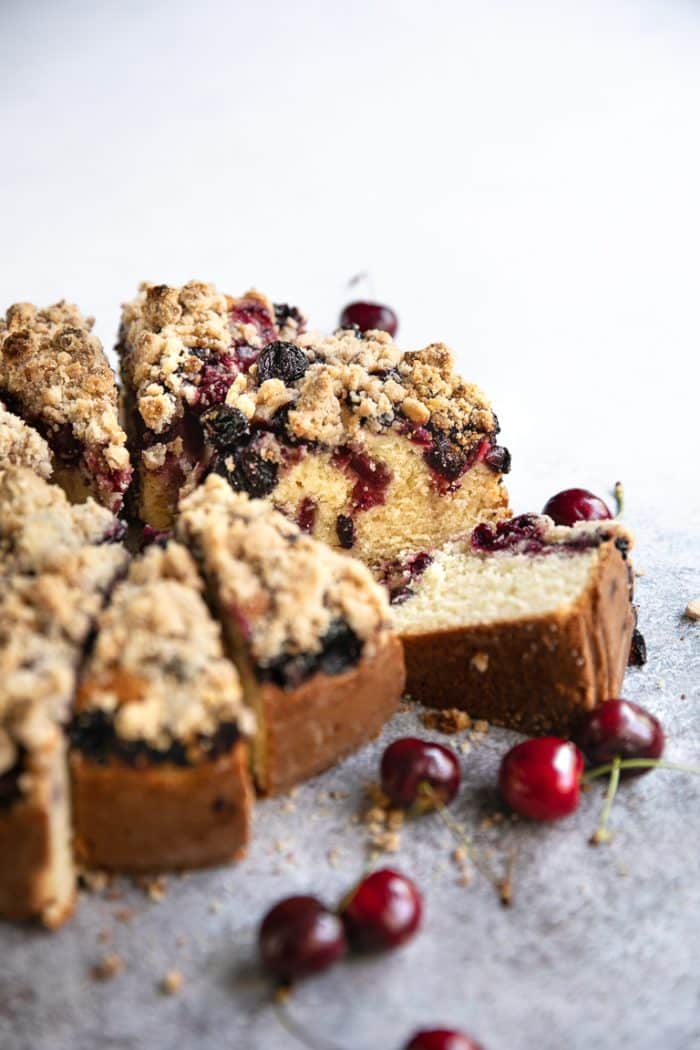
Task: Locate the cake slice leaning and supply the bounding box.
[69,542,254,873]
[176,474,405,795]
[392,514,636,735]
[0,301,132,512]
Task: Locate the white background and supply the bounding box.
[1,0,699,526]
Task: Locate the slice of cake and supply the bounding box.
[392,515,636,735]
[0,301,132,512]
[70,542,254,872]
[118,282,306,528]
[197,327,510,567]
[0,402,53,479]
[176,474,405,795]
[0,549,128,927]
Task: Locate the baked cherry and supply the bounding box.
[258,896,346,981]
[381,738,460,810]
[573,699,664,776]
[339,301,398,337]
[543,488,612,526]
[404,1029,484,1050]
[499,738,584,820]
[340,868,422,950]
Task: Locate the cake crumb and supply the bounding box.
[113,908,134,924]
[326,848,343,868]
[280,800,296,813]
[97,928,113,944]
[79,869,110,894]
[470,652,489,673]
[92,953,124,981]
[420,708,472,734]
[136,876,168,902]
[685,599,700,621]
[472,719,490,735]
[160,969,184,996]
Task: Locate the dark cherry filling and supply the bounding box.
[296,497,317,534]
[69,710,240,768]
[273,302,304,329]
[380,551,433,604]
[229,299,278,372]
[399,420,498,492]
[193,354,237,412]
[214,444,279,498]
[628,627,647,666]
[332,446,392,512]
[201,405,251,450]
[0,752,24,810]
[484,443,512,473]
[256,341,309,385]
[258,618,363,690]
[140,525,172,549]
[471,514,602,556]
[336,513,356,549]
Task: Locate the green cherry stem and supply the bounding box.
[613,480,624,517]
[590,756,621,845]
[582,758,700,782]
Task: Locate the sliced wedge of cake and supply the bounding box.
[177,474,405,795]
[0,301,132,512]
[0,402,53,479]
[70,542,254,872]
[118,282,306,528]
[392,515,636,735]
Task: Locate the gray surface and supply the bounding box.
[1,515,699,1050]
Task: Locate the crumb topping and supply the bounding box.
[0,301,130,479]
[224,328,498,452]
[119,281,305,435]
[176,475,393,667]
[0,468,120,575]
[0,402,52,478]
[76,543,252,748]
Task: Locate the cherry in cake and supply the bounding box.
[69,542,254,872]
[393,515,637,735]
[340,868,422,951]
[118,282,306,529]
[0,301,132,512]
[176,474,405,794]
[259,896,347,981]
[0,471,128,928]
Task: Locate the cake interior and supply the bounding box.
[393,543,599,633]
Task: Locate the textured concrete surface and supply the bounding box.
[1,509,698,1050]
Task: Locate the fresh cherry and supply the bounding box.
[340,868,422,951]
[381,738,460,810]
[499,738,584,820]
[404,1029,484,1050]
[573,699,664,776]
[339,301,398,337]
[258,896,347,981]
[543,488,612,526]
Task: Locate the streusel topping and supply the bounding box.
[0,403,52,479]
[0,468,120,575]
[225,327,498,451]
[176,475,393,666]
[119,281,305,435]
[0,301,130,475]
[77,542,252,748]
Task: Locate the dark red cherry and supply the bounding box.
[339,301,398,337]
[381,738,460,810]
[258,895,346,981]
[404,1029,484,1050]
[499,738,584,820]
[340,868,422,950]
[543,488,612,526]
[573,699,664,776]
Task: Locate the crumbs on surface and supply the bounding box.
[160,969,184,995]
[420,708,473,734]
[685,599,700,621]
[91,953,124,981]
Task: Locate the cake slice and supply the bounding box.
[0,546,128,927]
[195,327,510,567]
[0,402,53,479]
[118,281,306,528]
[0,301,132,512]
[392,514,636,735]
[70,542,254,872]
[176,474,405,794]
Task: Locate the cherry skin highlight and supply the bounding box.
[258,895,346,981]
[499,738,584,820]
[381,738,461,810]
[543,488,612,526]
[573,699,665,776]
[339,300,398,337]
[340,868,422,950]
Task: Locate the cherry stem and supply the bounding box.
[583,758,700,781]
[273,995,347,1050]
[613,480,624,517]
[590,756,621,845]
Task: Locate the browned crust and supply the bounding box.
[70,740,253,872]
[401,544,635,735]
[255,635,405,795]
